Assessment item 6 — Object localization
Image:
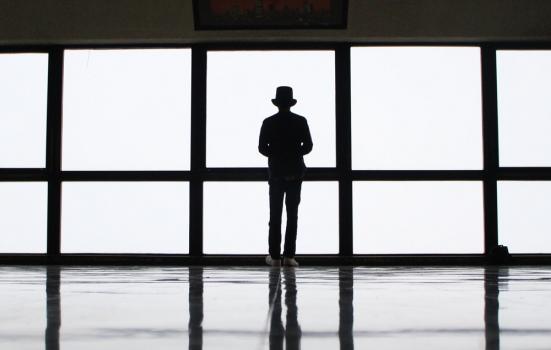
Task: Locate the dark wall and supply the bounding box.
[1,0,551,45]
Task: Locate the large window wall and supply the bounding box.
[0,52,49,254]
[1,45,550,260]
[496,50,551,254]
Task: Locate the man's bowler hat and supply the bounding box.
[272,86,297,107]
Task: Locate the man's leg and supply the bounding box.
[283,180,302,258]
[269,179,285,259]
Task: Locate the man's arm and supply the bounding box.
[258,120,271,157]
[301,119,313,155]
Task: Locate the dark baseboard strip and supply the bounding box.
[0,254,550,266]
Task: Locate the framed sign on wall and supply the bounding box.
[193,0,348,30]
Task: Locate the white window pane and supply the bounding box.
[61,182,189,253]
[204,181,338,254]
[497,51,551,166]
[207,51,335,167]
[351,47,483,170]
[353,181,484,254]
[498,181,551,253]
[298,182,339,254]
[62,49,191,170]
[0,54,48,168]
[0,182,47,253]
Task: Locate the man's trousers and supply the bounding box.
[268,177,302,259]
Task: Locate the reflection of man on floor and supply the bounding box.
[259,86,313,267]
[268,268,302,350]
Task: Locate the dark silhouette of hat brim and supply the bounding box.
[272,98,297,107]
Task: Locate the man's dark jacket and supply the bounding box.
[258,111,313,178]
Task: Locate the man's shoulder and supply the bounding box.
[263,113,279,124]
[289,112,307,121]
[263,112,308,124]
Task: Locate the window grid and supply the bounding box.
[1,44,551,262]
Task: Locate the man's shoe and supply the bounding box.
[266,255,281,267]
[283,257,299,267]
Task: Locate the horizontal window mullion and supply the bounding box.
[60,171,192,181]
[352,170,484,181]
[0,169,48,181]
[204,167,339,181]
[498,168,551,180]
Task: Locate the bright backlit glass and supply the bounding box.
[63,49,191,170]
[207,51,335,168]
[0,182,47,253]
[353,181,484,254]
[0,54,48,168]
[61,182,189,253]
[497,51,551,166]
[498,181,551,253]
[204,181,338,254]
[351,47,483,170]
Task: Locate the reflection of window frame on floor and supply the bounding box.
[1,44,551,262]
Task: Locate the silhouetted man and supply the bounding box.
[259,86,313,267]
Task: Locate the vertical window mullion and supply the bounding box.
[190,46,207,257]
[481,46,500,255]
[46,47,64,259]
[336,45,353,256]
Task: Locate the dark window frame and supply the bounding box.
[0,42,550,265]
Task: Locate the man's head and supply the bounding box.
[272,86,297,109]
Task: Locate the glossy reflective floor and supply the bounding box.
[1,266,550,349]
